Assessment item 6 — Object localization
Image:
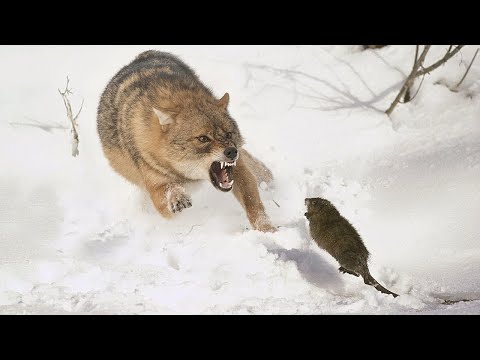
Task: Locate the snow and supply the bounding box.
[1,45,479,314]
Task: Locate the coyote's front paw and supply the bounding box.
[257,223,278,233]
[166,185,192,214]
[252,216,277,233]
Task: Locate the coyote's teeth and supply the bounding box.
[220,162,225,169]
[219,180,234,188]
[233,161,236,166]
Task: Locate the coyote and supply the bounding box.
[97,50,275,232]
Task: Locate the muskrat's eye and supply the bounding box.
[197,135,211,143]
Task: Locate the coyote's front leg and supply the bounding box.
[232,155,276,232]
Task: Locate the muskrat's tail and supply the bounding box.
[363,272,399,298]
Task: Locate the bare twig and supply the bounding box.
[408,73,426,102]
[363,45,387,50]
[182,224,202,236]
[385,45,431,116]
[414,45,420,65]
[58,76,83,157]
[403,45,420,102]
[386,45,467,116]
[416,45,464,76]
[272,199,281,208]
[451,48,479,92]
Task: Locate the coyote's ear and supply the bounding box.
[216,92,229,110]
[153,107,175,130]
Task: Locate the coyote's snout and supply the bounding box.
[97,50,276,232]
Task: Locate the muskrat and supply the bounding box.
[304,197,398,297]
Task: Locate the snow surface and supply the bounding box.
[1,45,479,314]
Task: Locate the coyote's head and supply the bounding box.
[153,92,244,192]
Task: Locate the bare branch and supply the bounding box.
[363,45,387,50]
[408,73,426,102]
[175,224,203,237]
[58,77,82,157]
[74,99,84,122]
[386,45,431,116]
[403,45,421,103]
[402,89,411,103]
[414,45,419,65]
[416,45,465,76]
[451,48,479,92]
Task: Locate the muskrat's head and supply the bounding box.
[304,197,333,218]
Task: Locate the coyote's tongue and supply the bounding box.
[216,168,228,183]
[213,162,229,184]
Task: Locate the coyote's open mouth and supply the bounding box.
[209,160,236,192]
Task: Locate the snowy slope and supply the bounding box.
[0,45,479,314]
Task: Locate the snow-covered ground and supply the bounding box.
[1,45,479,314]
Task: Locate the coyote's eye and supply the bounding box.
[225,132,232,139]
[197,135,211,143]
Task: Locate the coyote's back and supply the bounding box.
[97,50,208,153]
